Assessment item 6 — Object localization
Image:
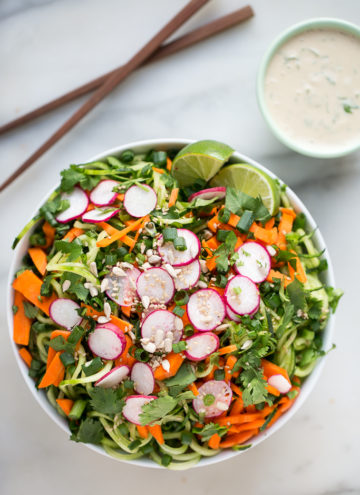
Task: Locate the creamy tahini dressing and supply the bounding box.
[264,29,360,153]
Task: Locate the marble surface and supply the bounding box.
[1,0,359,493]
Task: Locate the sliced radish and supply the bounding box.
[186,289,225,331]
[174,260,201,290]
[225,275,260,316]
[122,395,156,425]
[189,187,226,203]
[185,332,219,361]
[105,266,140,307]
[268,374,292,394]
[235,241,271,283]
[131,362,155,395]
[141,310,183,344]
[49,298,82,329]
[90,180,119,206]
[158,229,200,267]
[136,267,174,304]
[226,304,242,322]
[55,187,89,223]
[82,207,119,223]
[123,184,157,218]
[193,380,232,418]
[95,365,130,388]
[88,325,126,360]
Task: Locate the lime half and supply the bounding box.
[172,140,234,187]
[210,163,280,215]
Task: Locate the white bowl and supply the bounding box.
[7,138,336,469]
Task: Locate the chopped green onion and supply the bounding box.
[174,236,187,251]
[60,352,75,367]
[181,431,194,445]
[174,290,189,306]
[172,341,187,353]
[218,207,230,224]
[152,151,167,166]
[161,454,172,467]
[68,399,87,420]
[216,229,231,242]
[120,150,134,163]
[184,324,194,337]
[203,394,215,406]
[173,306,185,317]
[236,210,255,233]
[82,357,104,376]
[163,227,177,242]
[134,348,150,362]
[214,369,225,381]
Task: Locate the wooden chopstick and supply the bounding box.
[0,6,254,136]
[0,0,209,193]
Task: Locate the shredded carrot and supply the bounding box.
[97,216,149,248]
[115,334,136,367]
[266,269,292,287]
[42,221,55,249]
[117,193,125,201]
[166,157,172,171]
[28,247,47,276]
[152,167,165,174]
[277,208,296,250]
[188,382,199,396]
[148,424,164,444]
[38,352,65,388]
[224,355,237,382]
[12,270,57,316]
[129,216,148,253]
[63,227,84,241]
[231,397,244,415]
[18,347,32,367]
[136,425,149,439]
[230,383,243,397]
[207,213,221,233]
[168,188,179,208]
[219,429,258,448]
[266,381,281,397]
[288,250,307,284]
[218,344,238,356]
[228,213,241,228]
[56,398,74,416]
[98,222,135,249]
[265,217,275,229]
[121,305,131,318]
[81,304,132,332]
[215,413,264,426]
[153,352,185,380]
[228,419,265,433]
[261,359,290,382]
[208,433,221,449]
[249,223,278,245]
[13,291,32,345]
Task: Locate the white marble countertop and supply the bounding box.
[1,1,359,493]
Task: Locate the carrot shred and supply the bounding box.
[166,157,172,171]
[218,344,238,356]
[231,397,244,415]
[249,223,278,245]
[168,188,179,208]
[97,216,149,248]
[98,222,135,248]
[63,227,84,241]
[136,425,149,439]
[121,305,131,318]
[188,382,199,396]
[115,334,136,367]
[13,291,32,345]
[261,359,290,383]
[38,352,65,388]
[228,419,265,433]
[18,347,32,367]
[224,355,237,382]
[228,213,241,228]
[208,433,221,449]
[117,193,125,201]
[81,304,132,332]
[129,216,148,253]
[265,217,275,229]
[288,250,307,284]
[12,270,57,316]
[219,429,258,448]
[207,213,221,233]
[215,413,264,426]
[56,398,74,416]
[28,247,47,276]
[153,352,185,380]
[42,221,55,248]
[230,383,243,397]
[152,167,165,174]
[277,208,296,250]
[266,269,292,287]
[148,424,164,444]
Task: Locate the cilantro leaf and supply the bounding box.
[287,279,306,310]
[23,301,38,319]
[139,396,177,425]
[40,274,53,297]
[225,187,271,223]
[60,272,89,301]
[164,363,196,396]
[192,422,228,442]
[60,166,101,192]
[325,287,344,312]
[54,240,83,262]
[89,387,125,415]
[77,418,104,444]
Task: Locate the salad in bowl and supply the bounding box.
[9,139,341,469]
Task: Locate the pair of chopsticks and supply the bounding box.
[0,1,254,192]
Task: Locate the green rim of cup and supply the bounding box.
[257,18,360,159]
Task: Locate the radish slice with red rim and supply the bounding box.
[82,207,119,223]
[95,365,130,388]
[188,187,226,203]
[90,180,119,206]
[122,395,156,425]
[123,184,157,218]
[88,325,126,360]
[174,260,201,290]
[185,332,219,361]
[186,289,225,331]
[131,362,155,395]
[141,310,183,346]
[136,267,174,304]
[234,241,271,283]
[158,229,200,267]
[49,298,82,329]
[225,275,260,316]
[267,374,292,394]
[105,266,140,307]
[226,304,242,322]
[193,380,232,418]
[55,187,89,223]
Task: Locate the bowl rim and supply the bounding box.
[256,17,360,159]
[7,137,336,469]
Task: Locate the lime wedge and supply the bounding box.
[210,163,280,215]
[172,140,234,186]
